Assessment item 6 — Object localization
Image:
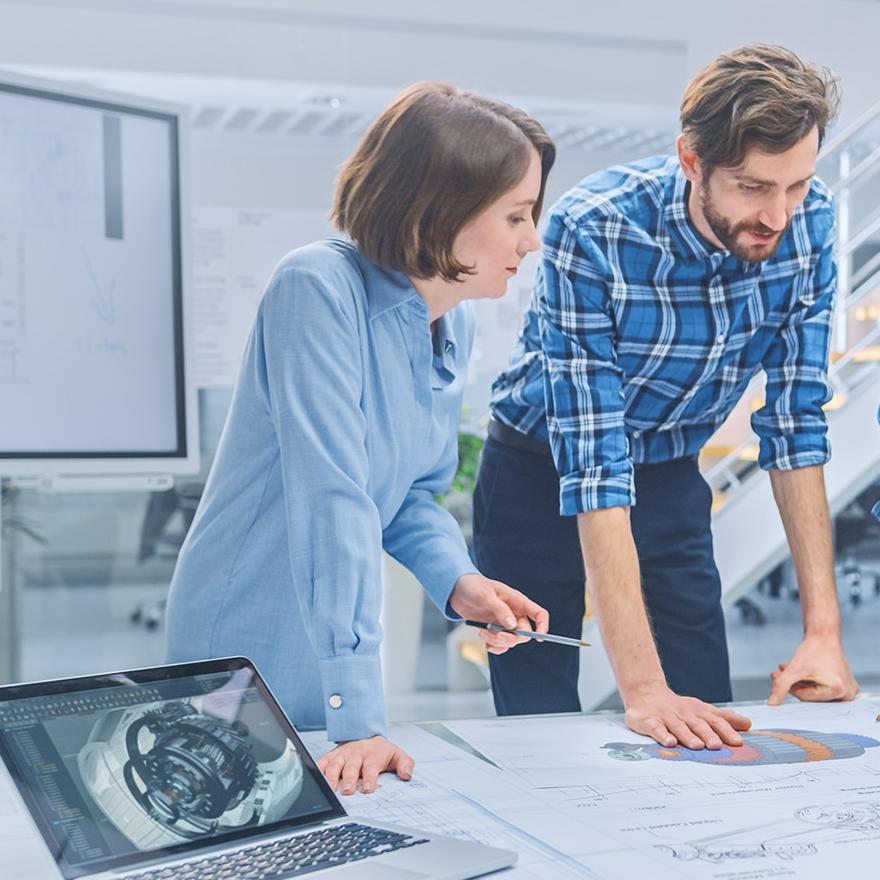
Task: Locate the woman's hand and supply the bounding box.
[316,736,414,795]
[449,573,550,654]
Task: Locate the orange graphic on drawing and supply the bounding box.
[604,729,879,765]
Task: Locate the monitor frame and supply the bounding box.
[0,69,199,477]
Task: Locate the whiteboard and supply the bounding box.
[0,72,198,475]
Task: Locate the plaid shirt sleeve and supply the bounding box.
[539,211,635,515]
[751,213,836,471]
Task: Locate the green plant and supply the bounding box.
[436,432,485,508]
[449,432,484,496]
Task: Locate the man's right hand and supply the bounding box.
[623,683,752,749]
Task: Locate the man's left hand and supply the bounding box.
[767,635,859,705]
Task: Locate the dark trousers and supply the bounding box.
[472,434,732,715]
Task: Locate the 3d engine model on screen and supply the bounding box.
[78,700,304,849]
[122,702,259,837]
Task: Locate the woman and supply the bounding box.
[165,82,556,795]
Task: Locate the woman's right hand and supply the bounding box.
[449,573,550,654]
[316,736,414,795]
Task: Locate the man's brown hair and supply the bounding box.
[680,44,840,172]
[332,81,555,281]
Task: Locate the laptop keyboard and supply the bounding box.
[120,823,430,879]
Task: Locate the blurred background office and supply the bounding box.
[1,0,880,719]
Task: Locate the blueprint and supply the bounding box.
[3,702,879,880]
[447,698,880,879]
[301,724,680,879]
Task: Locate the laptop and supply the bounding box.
[0,657,516,880]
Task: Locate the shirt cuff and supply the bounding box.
[758,435,831,471]
[318,653,387,743]
[558,468,635,515]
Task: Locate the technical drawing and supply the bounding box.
[604,729,880,765]
[658,841,817,863]
[796,801,880,831]
[657,801,880,865]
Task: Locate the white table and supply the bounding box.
[4,697,880,880]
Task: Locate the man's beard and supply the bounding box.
[700,186,789,263]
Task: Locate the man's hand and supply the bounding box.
[449,574,550,654]
[624,683,752,750]
[317,736,414,795]
[768,467,858,705]
[768,635,859,705]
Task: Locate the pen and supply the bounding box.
[464,620,590,648]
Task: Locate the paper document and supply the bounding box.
[448,698,880,880]
[302,724,679,879]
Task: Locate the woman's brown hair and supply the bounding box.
[680,44,840,173]
[332,81,555,281]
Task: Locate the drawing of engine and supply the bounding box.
[796,802,880,831]
[658,842,817,863]
[78,700,303,849]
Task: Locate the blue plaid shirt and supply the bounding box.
[492,155,837,516]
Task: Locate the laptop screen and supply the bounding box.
[0,658,344,879]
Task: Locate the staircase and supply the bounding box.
[579,102,880,710]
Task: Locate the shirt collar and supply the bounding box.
[664,164,718,262]
[341,240,423,317]
[432,310,459,363]
[663,166,764,278]
[431,312,458,390]
[351,243,462,362]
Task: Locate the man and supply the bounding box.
[474,44,859,751]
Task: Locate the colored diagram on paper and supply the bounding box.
[604,729,880,765]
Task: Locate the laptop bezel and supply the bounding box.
[0,656,348,879]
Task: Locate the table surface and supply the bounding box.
[3,696,880,880]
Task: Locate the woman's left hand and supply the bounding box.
[317,736,414,795]
[449,574,550,654]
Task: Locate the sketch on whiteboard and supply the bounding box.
[83,249,117,326]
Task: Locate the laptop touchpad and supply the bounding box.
[335,865,429,879]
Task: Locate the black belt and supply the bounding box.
[487,419,552,456]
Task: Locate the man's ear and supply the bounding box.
[676,134,701,183]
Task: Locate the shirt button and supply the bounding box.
[328,694,343,710]
[716,334,725,344]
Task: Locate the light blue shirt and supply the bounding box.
[165,239,477,742]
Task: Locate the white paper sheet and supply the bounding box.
[304,726,612,878]
[5,703,879,880]
[302,724,683,879]
[447,698,880,879]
